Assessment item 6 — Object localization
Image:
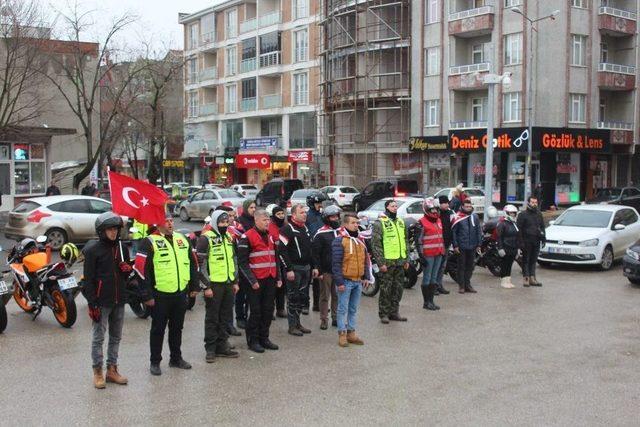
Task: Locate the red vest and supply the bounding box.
[245,228,278,279]
[419,216,445,257]
[268,221,280,242]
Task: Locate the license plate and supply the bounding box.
[549,247,571,254]
[58,276,78,290]
[0,281,9,295]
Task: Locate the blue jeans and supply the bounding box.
[336,279,362,333]
[422,256,443,286]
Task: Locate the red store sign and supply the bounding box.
[235,154,271,169]
[288,150,313,163]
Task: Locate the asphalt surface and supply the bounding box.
[1,219,639,426]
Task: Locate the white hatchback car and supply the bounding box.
[320,185,359,208]
[230,184,259,199]
[539,204,640,270]
[356,197,425,222]
[433,187,485,215]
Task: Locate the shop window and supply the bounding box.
[14,144,46,195]
[556,153,581,204]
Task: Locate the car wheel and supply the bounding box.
[45,228,68,251]
[599,245,614,271]
[179,208,190,222]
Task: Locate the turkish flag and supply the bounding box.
[108,171,169,225]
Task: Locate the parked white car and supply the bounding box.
[287,189,318,214]
[539,204,640,270]
[356,197,425,222]
[230,184,259,199]
[433,187,485,215]
[177,189,245,221]
[320,185,359,208]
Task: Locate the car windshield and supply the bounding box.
[13,201,41,213]
[555,210,612,228]
[217,190,243,198]
[593,188,621,200]
[242,185,258,190]
[464,189,485,196]
[366,199,409,212]
[292,189,316,198]
[340,186,358,193]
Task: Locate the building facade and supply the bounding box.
[179,0,324,188]
[411,0,640,207]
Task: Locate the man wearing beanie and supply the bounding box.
[435,195,453,295]
[236,199,256,329]
[268,204,287,318]
[372,199,409,324]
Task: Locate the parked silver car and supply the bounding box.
[177,189,245,221]
[4,196,120,250]
[230,184,259,199]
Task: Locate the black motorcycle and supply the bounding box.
[445,235,523,282]
[125,270,153,319]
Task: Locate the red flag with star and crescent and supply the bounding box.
[108,171,169,225]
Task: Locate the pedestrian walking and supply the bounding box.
[415,198,445,311]
[496,205,520,289]
[235,199,256,329]
[312,205,342,330]
[451,199,482,294]
[196,211,240,363]
[237,209,282,353]
[82,212,130,389]
[332,213,371,347]
[279,204,317,336]
[266,204,287,319]
[372,200,409,324]
[517,196,545,287]
[435,195,453,295]
[135,214,199,376]
[306,192,326,313]
[46,182,61,196]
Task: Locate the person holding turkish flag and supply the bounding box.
[108,171,169,226]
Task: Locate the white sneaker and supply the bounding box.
[500,277,509,289]
[505,276,515,289]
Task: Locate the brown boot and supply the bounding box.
[338,331,349,347]
[93,367,106,389]
[523,276,530,287]
[106,365,128,385]
[346,330,364,345]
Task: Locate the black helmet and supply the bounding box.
[95,212,124,234]
[306,191,327,208]
[16,238,37,257]
[321,204,342,221]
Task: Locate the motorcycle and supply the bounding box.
[402,219,423,289]
[6,236,78,328]
[0,268,13,333]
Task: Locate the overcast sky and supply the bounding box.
[45,0,215,50]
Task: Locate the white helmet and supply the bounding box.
[422,197,437,213]
[503,204,518,215]
[486,206,499,219]
[265,203,278,216]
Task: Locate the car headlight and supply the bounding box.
[626,248,640,261]
[579,238,599,247]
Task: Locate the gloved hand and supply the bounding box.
[498,249,506,258]
[119,262,133,273]
[88,304,101,322]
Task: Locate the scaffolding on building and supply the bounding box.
[318,0,410,187]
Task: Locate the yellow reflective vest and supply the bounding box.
[380,216,407,260]
[148,232,191,293]
[203,229,236,283]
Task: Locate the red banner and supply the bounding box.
[235,154,271,169]
[288,150,313,163]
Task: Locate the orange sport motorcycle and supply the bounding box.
[6,237,78,328]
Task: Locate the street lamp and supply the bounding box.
[511,7,560,202]
[481,72,512,216]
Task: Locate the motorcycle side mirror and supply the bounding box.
[129,227,139,234]
[36,235,48,243]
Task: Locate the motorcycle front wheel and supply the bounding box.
[50,288,77,328]
[129,301,152,319]
[404,266,419,289]
[13,284,36,313]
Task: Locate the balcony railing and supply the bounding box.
[199,103,218,116]
[201,32,216,45]
[449,5,494,21]
[240,18,257,33]
[262,94,282,109]
[597,121,633,130]
[599,62,636,75]
[449,62,490,75]
[199,67,217,81]
[241,57,257,73]
[450,121,488,130]
[599,6,637,21]
[259,51,281,68]
[259,11,282,27]
[240,97,257,111]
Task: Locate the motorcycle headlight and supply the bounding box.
[579,238,599,247]
[626,248,640,261]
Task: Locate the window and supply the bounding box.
[242,38,256,60]
[424,100,439,127]
[202,191,215,200]
[188,24,198,49]
[569,93,586,123]
[472,44,485,64]
[89,200,112,214]
[600,42,608,63]
[290,112,316,148]
[293,72,308,105]
[425,0,438,24]
[49,199,91,213]
[260,32,281,54]
[571,34,587,66]
[425,47,439,75]
[504,0,521,7]
[242,78,256,99]
[261,117,282,136]
[293,0,308,20]
[621,209,639,225]
[571,0,586,8]
[187,58,197,84]
[192,192,204,202]
[293,28,308,62]
[226,9,237,39]
[472,97,487,121]
[201,13,216,44]
[504,33,522,65]
[222,120,243,148]
[188,91,198,117]
[226,84,237,113]
[599,98,606,122]
[503,92,521,122]
[406,202,424,215]
[225,46,237,75]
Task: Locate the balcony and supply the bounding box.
[199,103,218,116]
[448,62,489,90]
[448,6,494,37]
[450,121,488,130]
[259,51,281,68]
[598,6,637,36]
[259,11,281,27]
[240,57,257,73]
[240,97,257,112]
[199,67,217,81]
[261,94,282,109]
[201,32,216,46]
[597,121,633,131]
[598,62,636,90]
[240,18,257,33]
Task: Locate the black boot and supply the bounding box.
[429,283,440,310]
[424,284,438,311]
[437,284,450,295]
[421,286,429,309]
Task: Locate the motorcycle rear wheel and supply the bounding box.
[129,301,152,319]
[50,288,77,328]
[13,284,36,313]
[404,267,418,289]
[0,303,7,334]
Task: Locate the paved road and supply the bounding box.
[1,225,639,425]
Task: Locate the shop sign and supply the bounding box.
[532,127,611,153]
[288,150,313,163]
[215,156,224,165]
[409,136,449,152]
[557,164,578,174]
[393,154,421,175]
[447,128,529,152]
[235,154,271,169]
[224,157,235,164]
[240,137,278,150]
[162,160,185,168]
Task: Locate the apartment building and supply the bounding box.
[411,0,640,208]
[179,0,323,188]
